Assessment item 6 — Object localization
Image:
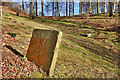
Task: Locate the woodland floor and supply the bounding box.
[1,7,119,78]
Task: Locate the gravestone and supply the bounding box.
[27,29,62,77]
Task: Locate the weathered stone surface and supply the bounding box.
[27,29,62,77]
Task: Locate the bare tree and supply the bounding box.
[103,0,106,13]
[59,2,66,16]
[69,0,71,16]
[79,1,83,14]
[113,2,116,14]
[97,0,99,13]
[53,1,54,17]
[91,2,96,13]
[22,0,24,11]
[88,0,91,13]
[57,0,60,16]
[68,0,73,16]
[66,0,68,16]
[41,0,44,16]
[72,0,74,16]
[29,0,35,19]
[69,0,73,16]
[45,2,52,16]
[36,0,38,16]
[30,2,32,15]
[85,2,91,14]
[85,2,88,13]
[25,2,29,15]
[109,2,114,17]
[7,2,19,16]
[118,1,120,14]
[118,1,120,40]
[32,2,36,19]
[13,3,21,16]
[86,2,90,22]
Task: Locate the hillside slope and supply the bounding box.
[1,7,119,78]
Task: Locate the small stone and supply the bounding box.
[87,34,91,37]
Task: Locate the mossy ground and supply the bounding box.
[1,7,119,78]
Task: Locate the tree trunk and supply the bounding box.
[103,1,106,14]
[109,2,114,17]
[97,0,99,13]
[30,1,35,19]
[41,0,44,16]
[57,1,60,17]
[79,2,83,14]
[32,2,35,19]
[91,2,95,13]
[88,0,91,14]
[66,0,68,16]
[72,0,74,16]
[113,3,115,14]
[32,15,34,19]
[118,1,120,14]
[36,0,38,16]
[85,2,88,13]
[86,2,90,22]
[53,1,54,17]
[17,12,19,16]
[69,1,71,16]
[116,1,120,40]
[54,1,57,16]
[118,1,120,40]
[118,1,120,31]
[118,1,120,28]
[22,0,24,11]
[30,2,32,15]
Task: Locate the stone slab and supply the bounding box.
[27,29,62,77]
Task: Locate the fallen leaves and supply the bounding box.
[2,26,43,78]
[2,53,39,78]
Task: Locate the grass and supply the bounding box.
[31,72,42,78]
[2,11,119,78]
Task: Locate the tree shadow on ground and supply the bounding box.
[5,45,24,57]
[66,36,118,65]
[89,18,115,19]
